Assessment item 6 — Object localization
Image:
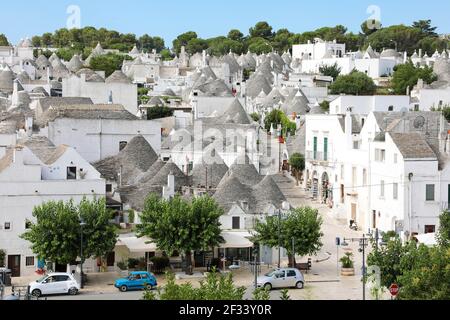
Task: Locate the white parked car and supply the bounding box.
[29,273,80,297]
[257,268,305,290]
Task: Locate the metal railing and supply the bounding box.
[306,150,332,162]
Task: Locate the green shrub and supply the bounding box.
[117,260,128,271]
[340,252,354,268]
[0,249,6,267]
[150,256,170,274]
[127,258,140,269]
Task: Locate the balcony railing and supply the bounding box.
[306,150,332,162]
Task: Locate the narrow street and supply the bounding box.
[271,173,373,300]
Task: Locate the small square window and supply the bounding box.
[26,256,35,266]
[67,167,77,180]
[106,184,113,193]
[4,222,11,230]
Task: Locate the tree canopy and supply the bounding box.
[289,153,305,186]
[21,198,117,266]
[391,62,437,95]
[319,63,342,81]
[264,109,297,138]
[0,34,9,46]
[136,194,224,274]
[89,53,132,77]
[329,70,377,95]
[252,207,323,266]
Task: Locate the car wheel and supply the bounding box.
[119,285,128,292]
[145,284,153,291]
[264,283,272,291]
[31,289,42,297]
[296,281,304,289]
[68,287,78,295]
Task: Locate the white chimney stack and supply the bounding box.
[163,172,175,200]
[345,109,353,149]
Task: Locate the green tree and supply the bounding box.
[21,198,117,266]
[250,113,260,123]
[412,20,438,37]
[437,211,450,247]
[90,53,131,77]
[329,70,377,95]
[137,195,224,275]
[391,62,437,95]
[228,29,244,42]
[289,153,305,186]
[249,21,274,40]
[252,287,270,300]
[173,31,198,54]
[0,34,9,46]
[160,49,174,61]
[264,109,296,138]
[365,25,423,54]
[320,101,330,112]
[247,37,272,55]
[253,207,323,267]
[397,244,450,300]
[360,20,381,36]
[185,38,208,55]
[319,63,342,81]
[32,36,42,47]
[146,106,174,120]
[0,249,6,267]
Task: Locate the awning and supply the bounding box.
[116,236,157,253]
[415,233,437,246]
[220,231,254,249]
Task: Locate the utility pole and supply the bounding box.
[343,236,369,300]
[278,210,282,268]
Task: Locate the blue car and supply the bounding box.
[114,271,157,292]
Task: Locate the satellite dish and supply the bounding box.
[414,116,426,129]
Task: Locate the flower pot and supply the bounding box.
[341,268,355,276]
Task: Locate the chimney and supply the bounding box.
[12,80,19,106]
[345,109,353,149]
[13,147,24,165]
[202,50,207,67]
[403,51,408,63]
[439,114,447,154]
[163,172,175,200]
[419,48,423,58]
[26,117,33,136]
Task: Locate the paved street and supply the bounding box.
[6,173,383,301]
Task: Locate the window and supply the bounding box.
[141,273,149,279]
[426,184,435,201]
[232,217,240,230]
[375,149,386,162]
[287,270,296,277]
[119,141,128,151]
[380,180,385,198]
[55,275,70,282]
[393,183,398,200]
[388,105,394,111]
[353,141,360,150]
[106,184,112,193]
[414,104,419,111]
[26,256,35,267]
[424,225,435,234]
[4,222,11,230]
[67,167,77,180]
[25,219,32,229]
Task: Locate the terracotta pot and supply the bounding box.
[341,268,355,276]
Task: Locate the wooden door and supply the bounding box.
[8,255,21,277]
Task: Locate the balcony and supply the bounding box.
[306,150,332,164]
[440,202,450,212]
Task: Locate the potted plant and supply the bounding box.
[340,252,355,276]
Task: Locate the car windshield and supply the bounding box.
[265,271,277,277]
[37,275,48,283]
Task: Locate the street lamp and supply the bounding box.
[79,219,87,289]
[342,236,370,300]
